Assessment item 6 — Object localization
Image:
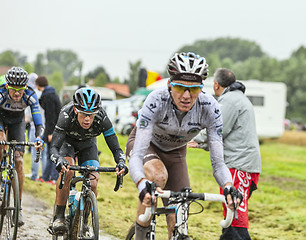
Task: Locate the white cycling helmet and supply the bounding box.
[167,52,209,80]
[5,66,29,86]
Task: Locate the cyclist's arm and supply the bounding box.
[129,93,158,192]
[28,92,44,139]
[206,102,232,188]
[191,129,209,151]
[49,110,69,164]
[101,116,125,163]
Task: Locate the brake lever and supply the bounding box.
[59,171,66,190]
[151,185,156,215]
[233,195,238,219]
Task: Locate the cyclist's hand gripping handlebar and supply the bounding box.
[223,186,243,219]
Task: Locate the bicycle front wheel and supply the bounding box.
[125,222,136,240]
[0,169,20,240]
[71,190,99,240]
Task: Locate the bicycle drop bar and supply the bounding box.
[139,191,234,228]
[0,140,41,162]
[58,165,123,191]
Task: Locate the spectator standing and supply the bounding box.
[25,73,48,180]
[35,76,62,184]
[188,68,261,240]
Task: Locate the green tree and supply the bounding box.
[34,53,45,75]
[45,49,82,82]
[67,76,81,86]
[48,71,64,93]
[0,50,17,66]
[95,72,108,87]
[280,56,306,121]
[12,51,27,66]
[178,37,265,63]
[86,66,110,83]
[126,60,141,94]
[23,63,34,74]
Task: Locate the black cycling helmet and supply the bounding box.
[5,66,29,86]
[167,52,209,80]
[73,87,101,113]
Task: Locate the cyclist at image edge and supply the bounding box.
[0,67,44,226]
[127,52,243,239]
[49,87,128,233]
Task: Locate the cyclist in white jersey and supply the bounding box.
[126,52,243,239]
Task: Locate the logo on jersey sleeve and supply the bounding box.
[146,103,157,113]
[139,119,149,128]
[217,127,223,137]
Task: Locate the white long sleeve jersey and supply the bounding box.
[129,86,232,188]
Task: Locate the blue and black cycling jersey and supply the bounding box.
[50,102,124,165]
[0,84,44,138]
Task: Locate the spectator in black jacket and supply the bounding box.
[35,76,62,184]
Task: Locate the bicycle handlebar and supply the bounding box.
[58,165,123,192]
[139,191,234,228]
[0,140,35,146]
[0,140,41,163]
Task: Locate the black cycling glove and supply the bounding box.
[55,156,69,173]
[116,159,129,175]
[223,186,243,203]
[138,181,158,203]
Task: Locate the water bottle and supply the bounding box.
[72,191,81,214]
[68,188,78,216]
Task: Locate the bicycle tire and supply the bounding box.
[125,222,136,240]
[0,169,20,240]
[71,190,99,240]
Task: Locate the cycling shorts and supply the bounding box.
[59,137,99,166]
[220,168,260,228]
[126,127,190,206]
[0,118,26,152]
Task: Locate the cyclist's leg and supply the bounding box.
[77,138,100,196]
[0,119,6,163]
[126,128,168,239]
[7,121,26,200]
[159,145,190,239]
[52,141,76,233]
[7,120,26,226]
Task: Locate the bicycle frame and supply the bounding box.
[0,140,39,240]
[49,165,122,239]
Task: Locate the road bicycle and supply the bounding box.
[0,140,40,240]
[126,185,234,240]
[48,164,124,240]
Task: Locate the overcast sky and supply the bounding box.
[0,0,305,80]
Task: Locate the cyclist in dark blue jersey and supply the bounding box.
[49,87,128,233]
[0,67,45,226]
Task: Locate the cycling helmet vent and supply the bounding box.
[167,52,209,80]
[73,87,101,113]
[5,66,29,86]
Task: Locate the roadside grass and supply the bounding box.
[23,134,306,239]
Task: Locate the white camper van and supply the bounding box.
[147,77,287,139]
